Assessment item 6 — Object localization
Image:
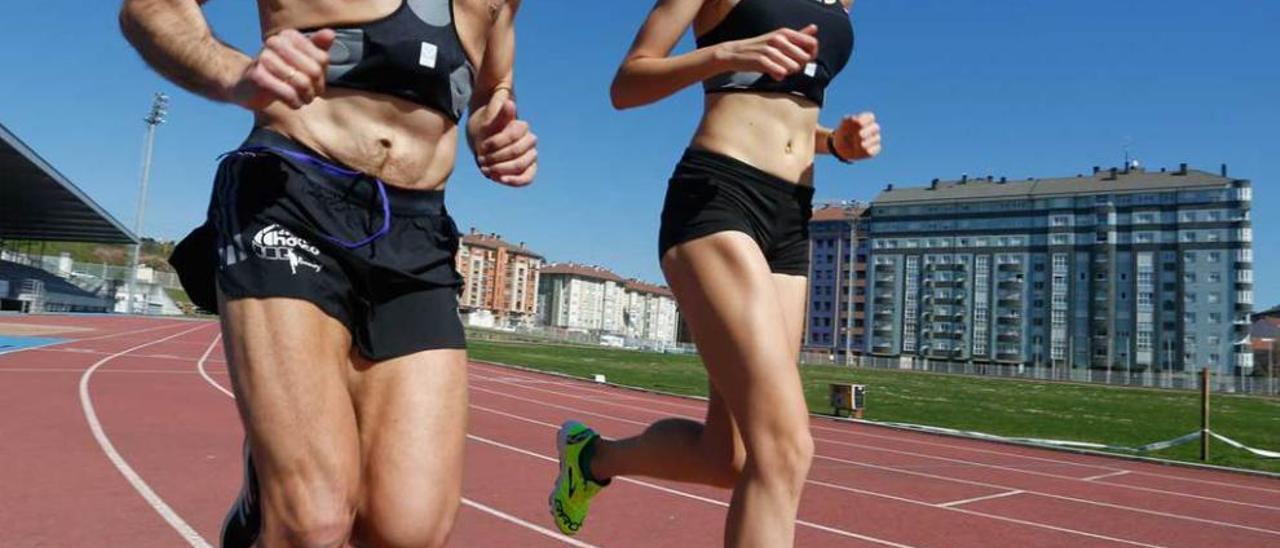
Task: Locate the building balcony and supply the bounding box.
[997,294,1023,305]
[997,331,1022,342]
[997,263,1023,272]
[871,344,894,355]
[872,324,894,334]
[996,352,1023,362]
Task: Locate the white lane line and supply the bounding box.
[939,490,1026,508]
[468,384,1280,538]
[197,335,230,399]
[468,404,1162,547]
[0,321,198,357]
[471,372,1280,512]
[471,362,1280,497]
[464,433,914,548]
[79,324,215,548]
[461,499,597,548]
[1085,471,1133,482]
[196,353,592,546]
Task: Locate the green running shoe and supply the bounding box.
[549,421,606,535]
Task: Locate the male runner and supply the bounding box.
[120,0,535,545]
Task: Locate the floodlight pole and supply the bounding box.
[126,92,168,315]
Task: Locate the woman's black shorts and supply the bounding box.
[169,128,466,361]
[658,148,815,276]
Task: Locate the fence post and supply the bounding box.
[1200,367,1211,462]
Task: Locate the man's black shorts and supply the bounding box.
[658,148,815,276]
[170,128,466,361]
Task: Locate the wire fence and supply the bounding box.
[801,352,1279,397]
[470,324,1277,397]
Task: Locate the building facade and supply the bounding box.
[456,230,543,328]
[538,263,680,344]
[538,263,628,333]
[623,279,680,344]
[865,164,1253,375]
[805,202,868,358]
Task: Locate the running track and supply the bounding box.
[2,316,1279,547]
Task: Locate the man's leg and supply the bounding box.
[348,348,469,548]
[220,295,361,547]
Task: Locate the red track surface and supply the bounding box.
[2,315,1278,547]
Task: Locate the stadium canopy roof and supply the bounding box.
[0,122,137,244]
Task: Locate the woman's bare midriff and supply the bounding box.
[691,92,821,185]
[250,0,490,190]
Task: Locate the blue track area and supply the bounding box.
[0,336,65,354]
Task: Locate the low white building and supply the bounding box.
[538,263,626,332]
[537,262,681,346]
[623,279,680,344]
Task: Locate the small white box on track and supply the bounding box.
[593,374,607,384]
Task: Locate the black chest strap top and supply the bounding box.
[696,0,853,107]
[309,0,475,122]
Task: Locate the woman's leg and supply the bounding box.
[591,231,814,546]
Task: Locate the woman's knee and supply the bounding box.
[746,427,814,487]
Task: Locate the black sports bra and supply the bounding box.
[696,0,854,106]
[308,0,475,122]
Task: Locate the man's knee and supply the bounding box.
[261,468,358,548]
[354,496,460,548]
[268,491,355,547]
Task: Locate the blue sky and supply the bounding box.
[1,1,1277,303]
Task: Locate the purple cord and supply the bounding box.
[229,146,392,249]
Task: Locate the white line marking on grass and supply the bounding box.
[79,324,215,548]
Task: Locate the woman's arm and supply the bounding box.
[816,113,881,162]
[610,0,819,110]
[119,0,333,110]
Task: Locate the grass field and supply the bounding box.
[468,339,1280,474]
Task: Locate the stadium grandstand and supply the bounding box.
[1,121,138,313]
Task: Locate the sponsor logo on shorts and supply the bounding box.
[252,224,322,275]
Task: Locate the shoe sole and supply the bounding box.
[548,421,576,536]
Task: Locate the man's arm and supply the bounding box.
[119,0,334,110]
[467,0,537,186]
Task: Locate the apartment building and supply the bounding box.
[865,164,1253,374]
[456,230,542,328]
[623,279,680,344]
[805,202,869,358]
[537,263,628,333]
